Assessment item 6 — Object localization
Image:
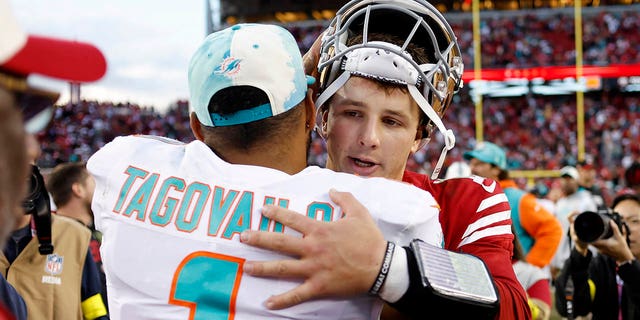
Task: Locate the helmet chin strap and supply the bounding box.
[314,71,352,137]
[408,85,455,180]
[316,71,351,115]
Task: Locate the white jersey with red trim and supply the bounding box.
[88,135,443,320]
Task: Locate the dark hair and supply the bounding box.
[612,193,640,210]
[625,162,640,188]
[498,168,509,180]
[201,86,303,152]
[46,162,89,207]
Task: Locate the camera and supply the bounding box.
[22,165,54,255]
[574,208,626,243]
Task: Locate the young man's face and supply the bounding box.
[560,176,579,196]
[615,199,640,258]
[323,77,422,181]
[577,165,595,187]
[468,158,498,180]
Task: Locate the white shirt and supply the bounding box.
[88,135,443,320]
[550,190,598,271]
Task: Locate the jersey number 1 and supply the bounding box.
[169,251,244,320]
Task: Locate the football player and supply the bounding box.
[88,23,443,319]
[241,1,530,318]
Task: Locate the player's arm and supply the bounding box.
[239,195,424,310]
[240,189,388,308]
[441,177,531,319]
[519,194,562,268]
[241,189,493,317]
[80,248,108,320]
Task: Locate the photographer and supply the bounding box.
[554,193,640,319]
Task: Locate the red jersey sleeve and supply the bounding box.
[403,171,531,320]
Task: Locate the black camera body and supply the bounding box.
[574,208,626,243]
[22,165,54,255]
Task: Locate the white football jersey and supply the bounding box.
[88,135,443,320]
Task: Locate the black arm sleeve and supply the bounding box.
[388,246,498,319]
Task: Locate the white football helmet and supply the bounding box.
[315,0,464,179]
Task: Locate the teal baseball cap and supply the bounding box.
[188,23,315,127]
[463,141,507,170]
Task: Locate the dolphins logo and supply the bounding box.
[214,50,241,76]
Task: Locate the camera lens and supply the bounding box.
[574,211,613,243]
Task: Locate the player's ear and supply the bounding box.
[410,138,422,154]
[190,113,205,141]
[304,89,316,133]
[411,125,428,153]
[71,182,83,198]
[320,108,329,136]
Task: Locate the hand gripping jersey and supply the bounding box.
[402,171,531,320]
[88,136,443,320]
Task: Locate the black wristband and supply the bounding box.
[369,241,395,296]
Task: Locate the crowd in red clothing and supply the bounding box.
[286,8,640,68]
[454,10,640,68]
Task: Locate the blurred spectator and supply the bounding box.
[554,193,640,319]
[577,154,608,209]
[625,161,640,194]
[444,161,471,179]
[464,141,562,268]
[549,166,599,280]
[46,162,108,312]
[529,182,556,214]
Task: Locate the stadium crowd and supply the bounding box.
[454,10,640,68]
[288,8,640,68]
